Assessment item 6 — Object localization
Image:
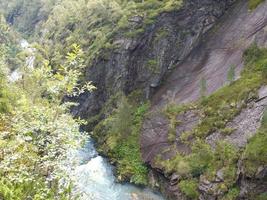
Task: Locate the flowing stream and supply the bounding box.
[13,40,164,200]
[67,139,164,200]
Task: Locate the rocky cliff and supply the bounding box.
[73,0,236,124]
[72,0,267,199]
[140,1,267,199]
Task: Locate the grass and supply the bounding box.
[249,0,265,10]
[156,44,267,198]
[190,44,267,140]
[163,103,193,142]
[243,129,267,177]
[162,44,267,143]
[222,187,240,200]
[178,179,199,199]
[146,59,161,74]
[157,140,239,189]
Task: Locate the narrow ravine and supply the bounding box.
[13,40,164,200]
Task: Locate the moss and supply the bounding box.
[220,127,236,136]
[179,179,199,199]
[124,28,145,38]
[155,45,267,198]
[190,44,267,139]
[249,0,265,10]
[221,187,240,200]
[146,59,161,74]
[243,131,267,176]
[256,193,267,200]
[154,28,169,43]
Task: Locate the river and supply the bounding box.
[66,139,164,200]
[14,40,164,200]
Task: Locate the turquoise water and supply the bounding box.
[67,139,165,200]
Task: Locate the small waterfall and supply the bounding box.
[8,40,35,82]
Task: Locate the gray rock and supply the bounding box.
[255,166,267,179]
[169,173,180,186]
[73,0,238,124]
[258,85,267,100]
[215,169,224,182]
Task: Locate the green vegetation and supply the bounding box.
[154,28,169,43]
[227,65,236,84]
[179,179,199,199]
[243,125,267,176]
[200,77,207,98]
[94,96,149,185]
[0,0,56,36]
[256,193,267,200]
[222,187,240,200]
[147,59,161,74]
[163,103,190,142]
[0,0,184,68]
[190,44,267,139]
[0,0,185,188]
[249,0,265,10]
[157,140,238,190]
[0,39,94,199]
[0,15,21,70]
[157,44,267,198]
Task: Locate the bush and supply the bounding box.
[243,131,267,176]
[94,97,150,185]
[179,179,199,199]
[222,187,240,200]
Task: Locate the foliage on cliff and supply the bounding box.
[93,95,149,185]
[0,0,183,67]
[249,0,265,10]
[0,38,95,199]
[158,44,267,199]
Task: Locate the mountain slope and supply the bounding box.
[141,1,267,199]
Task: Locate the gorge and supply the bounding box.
[0,0,267,200]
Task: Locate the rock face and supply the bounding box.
[72,0,267,199]
[140,1,267,199]
[73,0,236,122]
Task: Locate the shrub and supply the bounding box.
[179,179,199,199]
[94,97,150,185]
[243,131,267,176]
[227,65,236,84]
[222,187,240,200]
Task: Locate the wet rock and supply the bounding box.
[226,102,265,148]
[258,85,267,100]
[215,169,224,182]
[73,0,238,124]
[206,132,224,149]
[199,178,214,195]
[255,166,267,179]
[128,15,143,24]
[169,173,180,186]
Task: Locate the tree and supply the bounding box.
[200,77,207,98]
[227,65,236,84]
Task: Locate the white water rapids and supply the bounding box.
[12,40,164,200]
[66,139,164,200]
